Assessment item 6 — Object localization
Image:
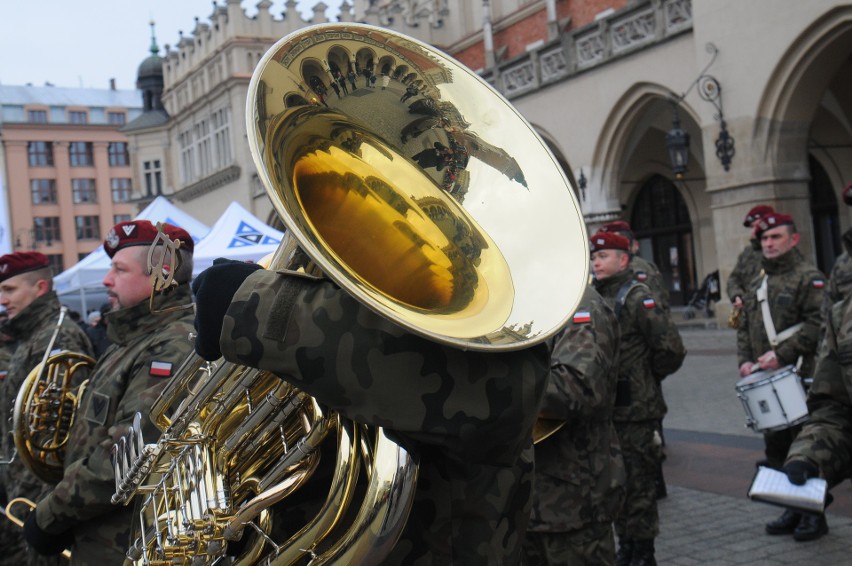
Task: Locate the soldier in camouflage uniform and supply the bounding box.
[735,212,827,541]
[783,289,852,536]
[22,221,196,564]
[600,221,669,310]
[589,231,685,566]
[191,257,550,565]
[727,205,774,313]
[522,285,626,566]
[0,252,93,566]
[825,186,852,309]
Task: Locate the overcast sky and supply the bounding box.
[0,0,342,91]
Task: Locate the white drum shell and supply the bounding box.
[735,366,809,432]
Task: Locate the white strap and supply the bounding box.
[757,275,803,348]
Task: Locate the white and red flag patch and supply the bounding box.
[643,298,656,309]
[636,272,648,281]
[150,361,173,377]
[573,311,591,324]
[813,279,825,289]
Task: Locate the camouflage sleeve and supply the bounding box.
[774,271,824,366]
[36,323,195,532]
[220,270,549,465]
[726,247,751,302]
[737,304,754,365]
[634,290,685,379]
[539,286,619,420]
[786,298,852,485]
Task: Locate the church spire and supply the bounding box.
[149,20,160,56]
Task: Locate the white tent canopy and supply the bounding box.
[54,196,210,312]
[191,201,283,273]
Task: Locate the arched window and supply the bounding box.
[808,155,840,273]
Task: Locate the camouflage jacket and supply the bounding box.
[0,292,93,502]
[736,248,825,377]
[827,228,852,306]
[631,255,669,310]
[35,285,195,563]
[594,270,686,422]
[727,239,763,303]
[786,294,852,486]
[528,285,625,533]
[219,271,549,565]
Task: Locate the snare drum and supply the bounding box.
[735,365,809,432]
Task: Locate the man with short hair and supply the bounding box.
[736,212,827,541]
[727,204,775,311]
[599,221,669,310]
[0,251,93,565]
[22,221,196,564]
[590,231,685,566]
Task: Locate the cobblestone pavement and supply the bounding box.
[657,326,852,564]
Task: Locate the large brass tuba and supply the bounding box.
[6,306,94,484]
[112,23,588,565]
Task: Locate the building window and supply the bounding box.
[28,110,47,123]
[212,107,232,169]
[71,178,98,203]
[69,142,94,166]
[33,217,61,244]
[178,129,195,184]
[30,179,57,204]
[108,111,126,125]
[111,178,132,202]
[27,141,54,166]
[75,216,101,240]
[143,160,163,196]
[108,142,130,166]
[46,254,64,274]
[114,214,131,224]
[68,111,88,124]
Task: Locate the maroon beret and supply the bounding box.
[104,220,193,258]
[743,205,774,227]
[843,184,852,206]
[754,212,795,237]
[0,251,50,283]
[590,231,630,253]
[600,220,633,235]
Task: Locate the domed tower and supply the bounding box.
[137,21,166,112]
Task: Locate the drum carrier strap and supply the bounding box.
[756,275,803,370]
[614,279,644,319]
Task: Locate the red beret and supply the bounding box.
[0,251,50,283]
[600,220,633,235]
[743,205,774,227]
[843,184,852,206]
[590,231,630,253]
[754,212,795,237]
[104,220,193,258]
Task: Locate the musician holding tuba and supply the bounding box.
[21,222,196,564]
[0,251,94,566]
[191,258,550,564]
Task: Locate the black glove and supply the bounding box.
[23,511,73,556]
[191,258,263,360]
[782,460,819,485]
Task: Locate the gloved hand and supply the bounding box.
[782,459,819,485]
[24,511,73,556]
[191,258,263,360]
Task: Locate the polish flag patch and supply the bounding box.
[573,311,591,324]
[643,298,656,309]
[150,361,173,377]
[636,272,648,281]
[0,371,7,381]
[813,280,825,289]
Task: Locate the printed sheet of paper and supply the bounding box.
[748,466,827,513]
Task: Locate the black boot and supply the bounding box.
[765,509,801,535]
[630,539,656,566]
[615,539,633,566]
[793,513,828,542]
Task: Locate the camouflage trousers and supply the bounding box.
[763,423,803,469]
[521,523,616,566]
[613,420,661,541]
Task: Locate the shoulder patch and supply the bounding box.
[643,298,656,309]
[84,391,111,425]
[812,279,825,289]
[573,311,591,324]
[150,360,173,377]
[636,272,648,281]
[0,370,6,381]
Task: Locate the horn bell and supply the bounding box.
[247,23,588,350]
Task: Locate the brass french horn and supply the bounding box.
[112,22,587,565]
